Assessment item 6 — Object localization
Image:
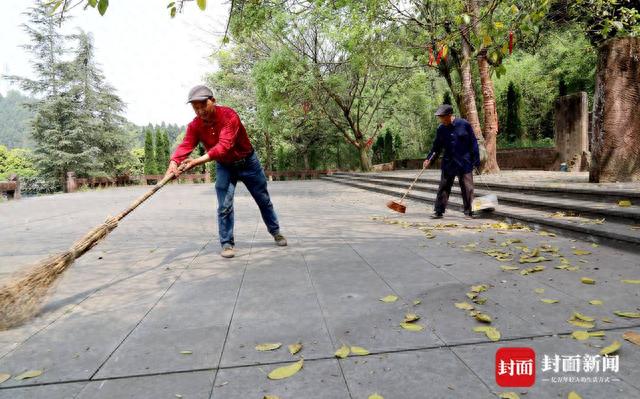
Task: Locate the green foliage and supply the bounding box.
[504,82,522,143]
[143,129,157,175]
[570,0,640,43]
[0,146,38,180]
[0,91,34,149]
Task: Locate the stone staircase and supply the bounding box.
[322,171,640,247]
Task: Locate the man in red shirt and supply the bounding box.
[165,85,287,258]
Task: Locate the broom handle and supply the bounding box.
[398,165,427,203]
[114,168,185,222]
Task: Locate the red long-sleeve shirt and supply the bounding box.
[171,106,254,165]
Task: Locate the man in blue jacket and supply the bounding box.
[423,104,480,219]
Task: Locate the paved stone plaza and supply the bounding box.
[0,180,639,398]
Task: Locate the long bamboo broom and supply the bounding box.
[0,170,182,330]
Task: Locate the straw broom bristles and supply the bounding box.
[0,172,177,330]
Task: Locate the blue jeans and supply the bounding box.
[215,152,280,247]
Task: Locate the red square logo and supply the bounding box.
[495,347,536,387]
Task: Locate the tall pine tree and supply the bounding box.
[70,30,132,176]
[143,128,157,175]
[6,1,98,186]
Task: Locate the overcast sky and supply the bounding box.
[0,0,230,126]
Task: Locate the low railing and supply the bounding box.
[64,169,337,192]
[0,175,20,200]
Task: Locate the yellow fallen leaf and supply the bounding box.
[589,300,603,305]
[400,322,424,331]
[368,394,384,399]
[601,318,613,323]
[475,313,492,323]
[591,243,599,248]
[288,343,303,355]
[413,299,421,305]
[573,312,595,322]
[618,200,632,207]
[0,373,10,385]
[571,331,590,341]
[179,350,193,355]
[255,343,282,352]
[541,299,559,304]
[567,266,580,271]
[471,284,488,293]
[267,358,304,380]
[404,313,420,323]
[588,331,606,337]
[573,249,591,256]
[473,326,493,333]
[539,231,556,237]
[485,327,501,341]
[455,302,474,310]
[600,340,621,355]
[622,331,640,346]
[614,311,640,318]
[466,292,479,299]
[519,256,548,264]
[500,266,519,271]
[499,392,520,399]
[335,345,350,358]
[473,297,488,305]
[621,279,640,284]
[568,392,582,399]
[568,319,595,329]
[264,396,281,399]
[14,370,42,380]
[534,288,545,294]
[581,277,596,284]
[350,346,370,356]
[380,295,398,303]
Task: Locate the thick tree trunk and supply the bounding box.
[590,37,640,182]
[477,49,500,173]
[358,142,371,171]
[459,30,483,140]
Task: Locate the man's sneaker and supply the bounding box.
[221,245,235,258]
[430,213,443,219]
[273,233,288,247]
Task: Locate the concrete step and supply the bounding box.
[322,175,640,247]
[331,174,640,224]
[333,172,640,203]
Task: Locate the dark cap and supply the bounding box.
[187,85,214,103]
[435,104,454,116]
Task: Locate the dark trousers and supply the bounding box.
[434,171,474,215]
[215,152,280,247]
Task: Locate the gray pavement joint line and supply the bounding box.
[0,243,170,362]
[4,321,640,392]
[86,239,211,381]
[291,226,355,399]
[208,211,260,399]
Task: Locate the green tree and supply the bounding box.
[0,145,38,180]
[504,82,522,143]
[383,129,394,163]
[143,129,157,175]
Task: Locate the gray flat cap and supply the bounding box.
[435,104,454,116]
[187,85,214,103]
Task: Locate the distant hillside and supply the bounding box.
[0,90,34,149]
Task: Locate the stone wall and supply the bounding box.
[555,92,590,171]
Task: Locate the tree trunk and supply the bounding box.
[590,37,640,182]
[459,29,483,140]
[358,143,371,171]
[263,130,274,171]
[477,49,500,173]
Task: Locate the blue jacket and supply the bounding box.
[427,118,480,175]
